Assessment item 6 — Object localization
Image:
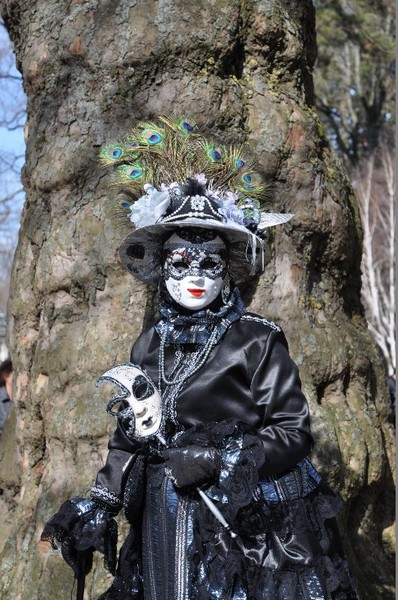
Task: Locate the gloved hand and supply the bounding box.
[40,498,118,576]
[163,445,221,488]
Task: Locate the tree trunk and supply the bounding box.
[0,1,394,598]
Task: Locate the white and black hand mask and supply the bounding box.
[98,364,162,439]
[163,231,228,310]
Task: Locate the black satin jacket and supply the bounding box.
[95,313,313,500]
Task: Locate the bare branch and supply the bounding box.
[355,145,396,374]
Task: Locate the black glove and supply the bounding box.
[163,445,221,488]
[40,498,118,576]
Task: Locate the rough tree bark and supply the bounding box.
[0,1,394,599]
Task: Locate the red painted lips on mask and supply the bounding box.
[188,289,205,297]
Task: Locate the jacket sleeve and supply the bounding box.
[91,329,155,511]
[91,424,143,513]
[251,328,313,477]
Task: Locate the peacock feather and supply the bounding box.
[117,163,147,183]
[134,121,166,148]
[99,141,141,166]
[158,115,197,136]
[100,115,277,227]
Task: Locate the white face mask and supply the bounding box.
[163,232,228,310]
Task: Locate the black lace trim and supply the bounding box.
[40,498,118,577]
[97,529,143,600]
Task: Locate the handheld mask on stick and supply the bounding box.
[97,364,162,439]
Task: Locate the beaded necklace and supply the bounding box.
[157,324,219,428]
[158,324,218,387]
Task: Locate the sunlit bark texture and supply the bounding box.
[0,1,394,598]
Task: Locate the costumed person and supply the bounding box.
[41,116,359,599]
[0,358,13,435]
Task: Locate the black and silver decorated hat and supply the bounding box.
[100,115,293,287]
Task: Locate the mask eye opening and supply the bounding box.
[106,397,129,416]
[200,258,218,270]
[173,260,190,272]
[133,375,154,400]
[135,382,149,399]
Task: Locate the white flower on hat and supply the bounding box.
[193,173,207,185]
[164,182,183,196]
[218,204,245,225]
[129,187,170,228]
[221,191,239,205]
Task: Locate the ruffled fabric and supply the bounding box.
[97,529,143,600]
[164,420,359,599]
[169,419,264,522]
[155,284,246,345]
[95,419,359,599]
[191,482,358,599]
[40,498,118,577]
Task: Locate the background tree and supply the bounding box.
[0,1,395,600]
[314,0,396,379]
[354,146,395,376]
[314,0,395,166]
